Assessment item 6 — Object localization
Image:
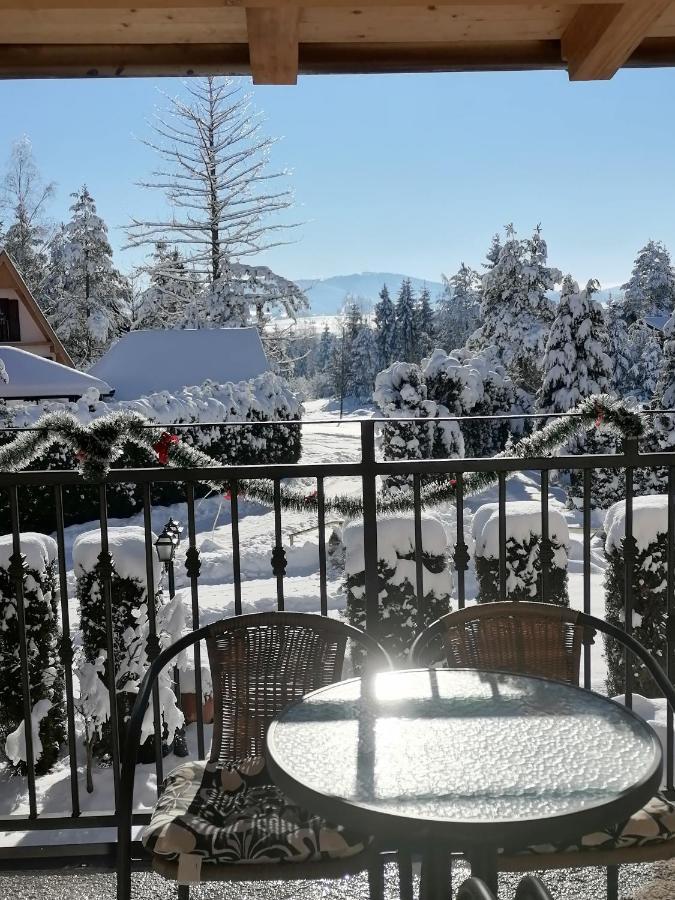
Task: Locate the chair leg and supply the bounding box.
[607,864,619,900]
[398,851,414,900]
[178,885,190,900]
[368,854,385,900]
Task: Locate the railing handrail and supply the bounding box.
[2,406,675,433]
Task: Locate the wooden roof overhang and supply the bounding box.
[1,0,675,83]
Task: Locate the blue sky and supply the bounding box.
[0,69,672,286]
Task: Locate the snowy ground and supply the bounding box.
[0,398,636,854]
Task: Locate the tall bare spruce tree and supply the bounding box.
[127,77,306,328]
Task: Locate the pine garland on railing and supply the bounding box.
[0,395,644,517]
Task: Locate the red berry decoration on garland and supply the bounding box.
[450,478,457,487]
[305,490,318,503]
[224,490,232,501]
[75,450,88,464]
[595,408,604,428]
[153,432,179,465]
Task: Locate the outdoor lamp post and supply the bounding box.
[155,522,189,757]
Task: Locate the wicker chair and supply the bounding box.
[411,601,675,900]
[117,612,392,900]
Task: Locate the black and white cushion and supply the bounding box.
[143,757,370,868]
[516,793,675,856]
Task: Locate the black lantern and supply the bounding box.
[155,526,176,565]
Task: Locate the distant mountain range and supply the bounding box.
[295,271,623,315]
[296,272,444,315]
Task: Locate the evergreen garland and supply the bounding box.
[0,395,645,517]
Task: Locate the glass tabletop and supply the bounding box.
[266,668,662,846]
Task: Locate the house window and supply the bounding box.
[0,298,20,341]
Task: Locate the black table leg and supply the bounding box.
[466,845,499,897]
[419,847,451,900]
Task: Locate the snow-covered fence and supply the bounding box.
[604,496,670,697]
[472,501,569,605]
[74,527,184,769]
[344,515,453,665]
[0,533,65,775]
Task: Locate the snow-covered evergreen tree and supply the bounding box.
[436,263,481,352]
[394,278,417,362]
[414,286,435,361]
[51,187,129,364]
[374,362,464,494]
[469,225,561,394]
[348,326,379,400]
[423,346,522,457]
[374,284,397,368]
[621,240,675,324]
[484,232,502,269]
[656,313,675,408]
[624,322,662,402]
[606,299,636,397]
[538,276,612,413]
[539,276,620,510]
[133,242,200,329]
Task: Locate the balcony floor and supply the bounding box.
[0,860,667,900]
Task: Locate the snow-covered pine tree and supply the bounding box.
[484,232,502,268]
[538,276,612,413]
[348,326,379,400]
[373,362,464,494]
[656,313,675,408]
[469,225,561,395]
[127,77,304,327]
[636,314,675,496]
[311,324,337,397]
[394,278,417,362]
[414,286,435,361]
[538,276,619,509]
[623,322,662,402]
[606,299,636,397]
[436,263,481,352]
[374,284,397,369]
[621,240,675,324]
[53,187,129,365]
[133,242,201,329]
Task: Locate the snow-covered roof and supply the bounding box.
[89,328,271,401]
[0,345,113,400]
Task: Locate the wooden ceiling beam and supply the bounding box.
[0,0,627,8]
[562,1,670,80]
[246,7,300,83]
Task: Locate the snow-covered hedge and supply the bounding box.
[373,362,464,494]
[1,371,302,532]
[423,347,526,457]
[74,527,185,767]
[472,501,569,605]
[603,496,669,697]
[0,533,65,775]
[344,515,452,665]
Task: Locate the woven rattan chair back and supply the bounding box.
[412,602,585,685]
[206,612,371,765]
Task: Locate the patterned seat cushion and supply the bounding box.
[514,793,675,856]
[143,756,370,867]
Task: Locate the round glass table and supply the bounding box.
[266,668,662,898]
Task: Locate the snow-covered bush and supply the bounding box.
[373,361,463,494]
[472,501,569,605]
[423,347,524,457]
[603,496,670,697]
[0,533,65,775]
[74,527,184,765]
[344,515,452,665]
[1,370,302,531]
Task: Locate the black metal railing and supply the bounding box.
[0,413,673,869]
